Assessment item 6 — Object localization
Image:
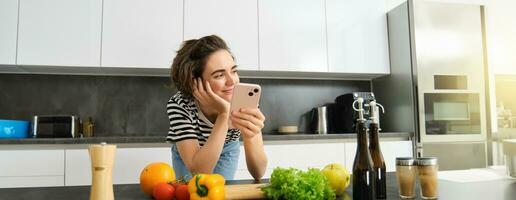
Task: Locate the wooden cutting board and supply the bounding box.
[224,183,267,199]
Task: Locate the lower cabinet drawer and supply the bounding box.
[0,150,65,177]
[0,149,65,188]
[0,176,64,188]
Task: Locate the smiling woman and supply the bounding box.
[167,35,267,181]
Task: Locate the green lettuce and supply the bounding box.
[261,167,335,200]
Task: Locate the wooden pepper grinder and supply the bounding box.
[89,142,116,200]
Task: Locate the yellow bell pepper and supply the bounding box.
[188,173,225,200]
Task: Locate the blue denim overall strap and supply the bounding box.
[171,140,240,181]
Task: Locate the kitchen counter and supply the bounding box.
[0,171,514,200]
[0,132,411,145]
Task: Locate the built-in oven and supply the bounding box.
[418,74,487,144]
[418,75,487,170]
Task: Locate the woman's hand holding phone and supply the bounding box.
[231,108,265,139]
[192,78,230,115]
[228,83,264,139]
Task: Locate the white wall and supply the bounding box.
[484,0,516,76]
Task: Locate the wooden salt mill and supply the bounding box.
[89,142,116,200]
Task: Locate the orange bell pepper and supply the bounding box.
[188,173,225,200]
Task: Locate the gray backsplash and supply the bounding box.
[0,74,370,136]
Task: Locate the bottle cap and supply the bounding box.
[369,100,385,124]
[416,157,438,166]
[396,157,415,166]
[353,97,365,121]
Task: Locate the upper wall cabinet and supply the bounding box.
[258,0,327,72]
[326,0,390,74]
[184,0,259,71]
[0,0,18,65]
[17,0,102,67]
[101,0,183,69]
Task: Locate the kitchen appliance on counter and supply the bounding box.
[309,92,375,133]
[32,115,79,138]
[0,119,30,138]
[373,0,489,170]
[313,106,328,134]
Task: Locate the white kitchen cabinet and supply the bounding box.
[184,0,259,70]
[0,150,65,188]
[345,141,413,172]
[258,0,328,72]
[65,147,171,186]
[326,0,390,74]
[0,0,18,65]
[17,0,102,66]
[101,0,183,68]
[235,142,346,180]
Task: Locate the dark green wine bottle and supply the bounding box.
[369,101,387,199]
[352,98,375,200]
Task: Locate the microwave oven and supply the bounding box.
[423,93,480,135]
[32,115,79,138]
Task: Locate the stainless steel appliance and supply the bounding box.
[32,115,79,138]
[309,92,376,133]
[373,0,489,170]
[315,106,328,134]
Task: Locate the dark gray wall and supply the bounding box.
[0,74,370,136]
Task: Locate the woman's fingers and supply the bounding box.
[193,79,213,110]
[231,108,265,139]
[194,78,207,99]
[242,108,265,121]
[232,112,264,130]
[233,109,265,125]
[192,78,200,96]
[197,78,205,93]
[232,118,260,137]
[204,79,218,99]
[231,108,263,134]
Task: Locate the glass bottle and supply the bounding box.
[352,97,375,200]
[369,101,387,199]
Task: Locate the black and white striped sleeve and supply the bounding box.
[166,98,198,142]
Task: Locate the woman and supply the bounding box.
[167,35,267,181]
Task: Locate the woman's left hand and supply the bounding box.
[231,108,265,139]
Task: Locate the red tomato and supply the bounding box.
[153,182,175,200]
[171,181,181,190]
[175,184,190,200]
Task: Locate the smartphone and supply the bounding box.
[229,83,262,129]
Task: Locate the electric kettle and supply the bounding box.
[309,106,329,134]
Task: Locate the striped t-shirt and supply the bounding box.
[166,92,240,146]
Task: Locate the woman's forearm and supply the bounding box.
[243,134,268,180]
[188,113,230,173]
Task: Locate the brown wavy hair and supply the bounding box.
[170,35,233,99]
